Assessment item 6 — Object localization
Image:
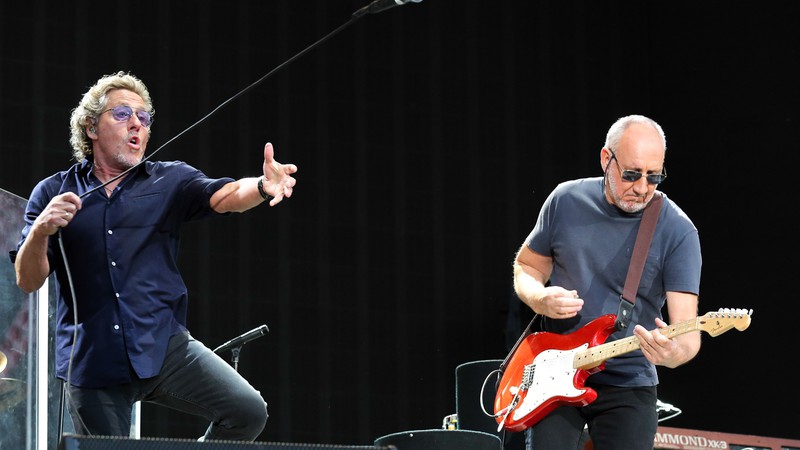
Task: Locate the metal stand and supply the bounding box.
[230,347,242,372]
[213,324,269,372]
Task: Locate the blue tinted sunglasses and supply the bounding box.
[102,105,153,127]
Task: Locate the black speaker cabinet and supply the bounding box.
[455,359,502,435]
[455,360,524,450]
[374,429,500,450]
[60,434,396,450]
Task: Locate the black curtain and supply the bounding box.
[1,0,797,444]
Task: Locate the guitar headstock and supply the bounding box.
[697,308,752,336]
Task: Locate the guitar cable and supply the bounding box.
[490,314,540,428]
[656,399,682,422]
[484,379,519,450]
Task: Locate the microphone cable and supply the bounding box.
[78,13,361,200]
[55,0,416,437]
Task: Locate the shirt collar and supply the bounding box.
[77,157,153,179]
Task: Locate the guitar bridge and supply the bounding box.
[497,364,536,431]
[519,364,535,391]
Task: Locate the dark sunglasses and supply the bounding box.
[609,150,667,185]
[102,105,153,127]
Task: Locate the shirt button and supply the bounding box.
[111,261,117,266]
[115,293,120,298]
[114,325,120,330]
[107,230,113,235]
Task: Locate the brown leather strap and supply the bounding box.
[616,193,663,330]
[623,193,663,301]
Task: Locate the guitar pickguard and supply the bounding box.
[511,344,588,422]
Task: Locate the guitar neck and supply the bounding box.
[573,317,700,370]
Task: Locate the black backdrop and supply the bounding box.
[1,0,797,445]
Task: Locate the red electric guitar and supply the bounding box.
[493,308,752,432]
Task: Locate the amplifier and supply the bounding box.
[582,426,800,450]
[60,434,395,450]
[375,429,500,450]
[653,426,800,450]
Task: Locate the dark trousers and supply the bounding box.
[525,385,658,450]
[66,331,268,441]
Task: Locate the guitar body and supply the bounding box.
[494,314,618,432]
[493,307,753,433]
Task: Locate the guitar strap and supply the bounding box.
[498,313,540,373]
[498,193,664,373]
[615,192,663,331]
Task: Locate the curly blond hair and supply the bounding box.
[69,71,154,162]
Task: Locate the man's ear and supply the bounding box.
[86,120,97,138]
[600,147,611,173]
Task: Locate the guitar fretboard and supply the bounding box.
[572,317,701,370]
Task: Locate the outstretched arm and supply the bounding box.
[210,142,298,213]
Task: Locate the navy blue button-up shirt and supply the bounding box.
[10,159,233,388]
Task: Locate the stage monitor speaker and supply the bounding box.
[455,360,524,450]
[455,359,502,435]
[60,434,395,450]
[374,429,500,450]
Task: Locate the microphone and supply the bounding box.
[353,0,422,18]
[213,324,269,354]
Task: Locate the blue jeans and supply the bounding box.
[66,331,268,441]
[525,385,658,450]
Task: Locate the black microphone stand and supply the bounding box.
[229,346,242,372]
[214,324,269,372]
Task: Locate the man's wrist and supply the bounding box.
[257,177,273,202]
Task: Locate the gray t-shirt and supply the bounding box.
[525,177,701,386]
